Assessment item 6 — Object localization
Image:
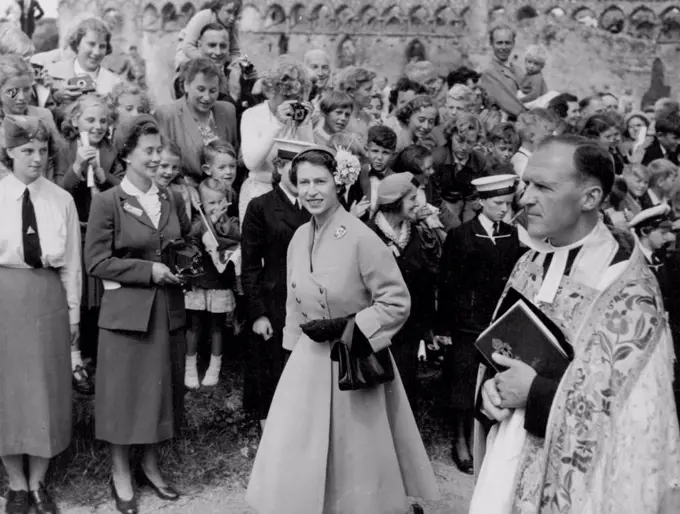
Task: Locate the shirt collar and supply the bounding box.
[73,58,99,80]
[121,176,159,197]
[640,244,654,263]
[517,146,532,158]
[478,212,496,236]
[4,173,43,201]
[278,183,297,206]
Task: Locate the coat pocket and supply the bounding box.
[98,287,155,333]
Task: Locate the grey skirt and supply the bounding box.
[0,267,72,457]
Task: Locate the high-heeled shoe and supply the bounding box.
[110,479,138,514]
[135,467,180,501]
[451,443,474,475]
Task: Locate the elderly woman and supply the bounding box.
[47,17,121,104]
[0,115,81,514]
[0,55,64,181]
[239,56,314,224]
[336,66,376,143]
[85,115,191,513]
[155,57,238,186]
[367,172,440,405]
[386,94,441,153]
[246,147,439,514]
[175,0,241,69]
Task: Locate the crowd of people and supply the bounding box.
[1,2,680,514]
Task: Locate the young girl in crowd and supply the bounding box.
[109,81,152,128]
[388,94,441,153]
[154,138,199,221]
[366,91,385,125]
[314,90,353,147]
[185,177,240,388]
[60,94,121,381]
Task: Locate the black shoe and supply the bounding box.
[411,503,424,514]
[28,484,57,514]
[451,444,474,475]
[135,468,180,501]
[72,365,94,396]
[110,480,137,514]
[5,490,30,514]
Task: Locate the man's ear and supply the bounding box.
[581,182,604,212]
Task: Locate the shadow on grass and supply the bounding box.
[1,340,452,508]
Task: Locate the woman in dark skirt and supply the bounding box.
[0,115,81,514]
[366,172,440,407]
[84,114,191,514]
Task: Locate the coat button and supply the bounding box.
[296,297,301,303]
[156,250,161,256]
[320,302,326,309]
[302,312,308,318]
[319,287,323,294]
[292,282,296,288]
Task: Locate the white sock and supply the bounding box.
[185,354,199,389]
[71,350,83,372]
[202,355,222,386]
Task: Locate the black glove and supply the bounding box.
[300,316,350,343]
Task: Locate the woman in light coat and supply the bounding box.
[246,148,439,514]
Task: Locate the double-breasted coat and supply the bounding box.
[240,186,310,419]
[84,184,191,444]
[246,205,439,514]
[438,216,524,410]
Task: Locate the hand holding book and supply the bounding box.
[491,353,537,409]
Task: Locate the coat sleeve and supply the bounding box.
[84,193,154,284]
[437,227,464,334]
[241,199,269,323]
[282,231,304,351]
[354,230,411,352]
[240,106,281,172]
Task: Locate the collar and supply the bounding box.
[4,173,43,201]
[640,244,654,263]
[516,146,532,158]
[278,183,297,206]
[478,212,496,237]
[647,188,665,206]
[493,56,516,74]
[73,58,99,80]
[121,176,159,197]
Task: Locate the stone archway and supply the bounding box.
[600,5,624,34]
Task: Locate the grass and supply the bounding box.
[1,335,452,507]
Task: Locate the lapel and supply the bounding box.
[179,97,205,154]
[157,188,172,232]
[471,216,498,254]
[116,186,157,231]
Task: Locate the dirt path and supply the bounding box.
[3,460,473,514]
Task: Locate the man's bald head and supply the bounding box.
[304,49,331,89]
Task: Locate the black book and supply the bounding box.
[475,296,570,381]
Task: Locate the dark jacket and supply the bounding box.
[84,185,191,333]
[643,138,679,166]
[431,147,489,205]
[438,216,523,334]
[191,214,240,291]
[241,186,310,329]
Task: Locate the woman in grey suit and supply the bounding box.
[84,115,191,514]
[154,57,238,187]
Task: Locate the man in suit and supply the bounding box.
[479,25,525,118]
[241,143,311,430]
[438,174,524,474]
[643,110,680,166]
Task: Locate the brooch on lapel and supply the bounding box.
[334,225,347,240]
[158,191,168,200]
[123,202,143,217]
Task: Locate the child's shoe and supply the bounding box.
[185,354,200,390]
[202,355,222,387]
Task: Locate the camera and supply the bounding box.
[290,102,307,123]
[68,75,97,93]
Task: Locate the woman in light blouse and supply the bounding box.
[0,115,81,514]
[85,114,191,514]
[239,55,315,224]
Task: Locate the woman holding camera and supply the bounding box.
[239,56,315,224]
[84,114,191,514]
[155,57,238,187]
[47,17,121,105]
[246,147,438,514]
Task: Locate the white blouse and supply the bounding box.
[120,176,161,228]
[0,174,82,324]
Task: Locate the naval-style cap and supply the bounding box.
[471,174,518,199]
[628,203,673,231]
[274,138,317,161]
[4,115,45,149]
[376,172,418,206]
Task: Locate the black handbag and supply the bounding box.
[330,317,394,391]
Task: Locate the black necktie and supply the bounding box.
[22,188,43,268]
[492,222,500,238]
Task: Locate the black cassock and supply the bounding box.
[437,216,524,411]
[241,186,310,420]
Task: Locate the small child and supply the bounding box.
[365,92,384,125]
[202,139,238,189]
[518,45,548,104]
[365,125,398,210]
[184,178,241,389]
[154,138,200,222]
[109,81,152,127]
[314,90,353,147]
[620,163,652,220]
[487,122,520,170]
